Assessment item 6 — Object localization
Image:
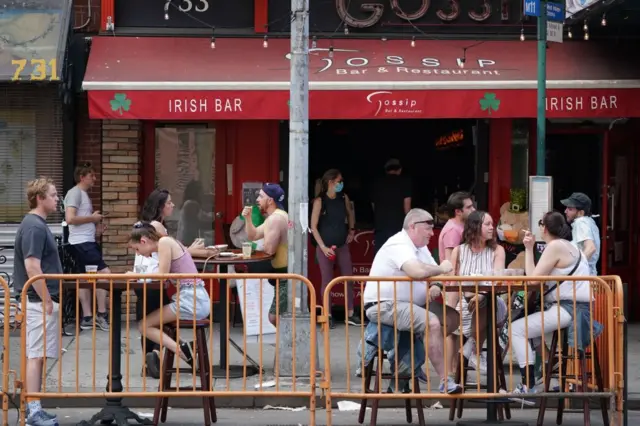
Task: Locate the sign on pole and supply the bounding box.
[546,2,565,22]
[546,21,564,43]
[524,0,541,17]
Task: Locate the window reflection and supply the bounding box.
[155,127,215,245]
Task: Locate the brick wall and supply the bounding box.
[73,0,102,33]
[101,120,141,272]
[75,95,102,211]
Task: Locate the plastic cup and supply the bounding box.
[241,242,252,259]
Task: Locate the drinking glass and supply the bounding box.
[241,242,253,259]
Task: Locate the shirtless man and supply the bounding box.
[242,183,289,326]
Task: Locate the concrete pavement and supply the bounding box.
[1,321,636,409]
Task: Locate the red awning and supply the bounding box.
[84,36,640,120]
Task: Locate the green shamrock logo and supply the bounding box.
[479,92,500,115]
[110,93,132,115]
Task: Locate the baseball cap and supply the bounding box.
[262,183,286,209]
[384,158,402,170]
[560,192,592,211]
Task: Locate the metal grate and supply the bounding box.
[0,84,64,224]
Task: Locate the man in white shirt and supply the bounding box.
[561,192,601,275]
[64,162,110,331]
[363,208,460,394]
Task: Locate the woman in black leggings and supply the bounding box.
[136,189,174,378]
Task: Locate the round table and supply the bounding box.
[194,250,274,378]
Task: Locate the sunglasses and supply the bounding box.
[414,219,434,226]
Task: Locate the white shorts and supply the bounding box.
[26,300,60,359]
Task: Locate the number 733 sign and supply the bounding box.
[11,58,60,81]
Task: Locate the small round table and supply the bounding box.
[194,250,274,378]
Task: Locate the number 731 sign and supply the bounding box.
[11,58,60,81]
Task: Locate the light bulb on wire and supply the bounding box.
[210,27,216,49]
[584,31,589,41]
[520,28,525,41]
[263,35,268,48]
[164,1,170,20]
[312,36,317,49]
[568,28,573,38]
[457,58,465,68]
[329,44,334,58]
[411,36,416,47]
[601,14,607,26]
[344,25,349,35]
[583,20,588,31]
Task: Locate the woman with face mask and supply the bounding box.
[310,169,358,329]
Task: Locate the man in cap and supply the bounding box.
[561,192,601,275]
[242,183,289,325]
[371,158,412,253]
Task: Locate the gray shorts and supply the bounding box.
[365,301,459,336]
[168,285,211,321]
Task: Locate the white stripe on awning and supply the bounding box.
[82,79,640,91]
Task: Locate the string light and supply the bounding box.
[568,27,573,38]
[457,48,467,68]
[164,0,170,20]
[583,19,588,32]
[263,35,268,48]
[344,24,349,35]
[210,27,216,49]
[311,36,317,49]
[601,13,607,26]
[381,37,388,42]
[329,43,334,58]
[520,28,525,41]
[411,36,416,47]
[584,31,590,41]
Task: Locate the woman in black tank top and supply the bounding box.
[310,169,360,329]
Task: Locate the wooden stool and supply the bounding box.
[449,335,511,421]
[358,352,425,426]
[537,329,608,426]
[153,320,217,425]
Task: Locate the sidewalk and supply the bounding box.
[6,408,632,425]
[2,321,637,408]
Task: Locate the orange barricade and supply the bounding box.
[17,273,318,426]
[0,276,12,426]
[322,275,622,426]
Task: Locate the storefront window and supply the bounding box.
[511,119,530,208]
[155,127,216,246]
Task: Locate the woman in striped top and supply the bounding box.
[450,210,507,365]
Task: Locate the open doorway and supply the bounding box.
[545,132,603,272]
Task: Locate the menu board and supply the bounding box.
[528,176,553,241]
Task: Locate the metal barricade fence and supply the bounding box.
[0,277,12,426]
[322,275,620,426]
[17,273,318,426]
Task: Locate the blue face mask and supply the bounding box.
[335,182,344,193]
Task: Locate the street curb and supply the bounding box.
[39,395,639,410]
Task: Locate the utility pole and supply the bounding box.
[278,0,317,378]
[536,0,547,175]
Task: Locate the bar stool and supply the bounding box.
[449,334,511,421]
[358,352,426,426]
[537,329,608,426]
[153,320,217,425]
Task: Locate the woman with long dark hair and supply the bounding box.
[450,210,507,372]
[310,169,358,329]
[510,211,595,398]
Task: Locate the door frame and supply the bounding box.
[140,120,226,245]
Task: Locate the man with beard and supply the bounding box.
[561,192,600,275]
[242,183,289,326]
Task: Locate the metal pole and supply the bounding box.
[536,0,547,176]
[278,0,317,378]
[287,0,309,314]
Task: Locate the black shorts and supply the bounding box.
[70,242,108,272]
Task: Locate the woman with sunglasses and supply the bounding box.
[310,168,358,329]
[130,222,211,366]
[450,210,508,372]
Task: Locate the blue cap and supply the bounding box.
[262,183,285,210]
